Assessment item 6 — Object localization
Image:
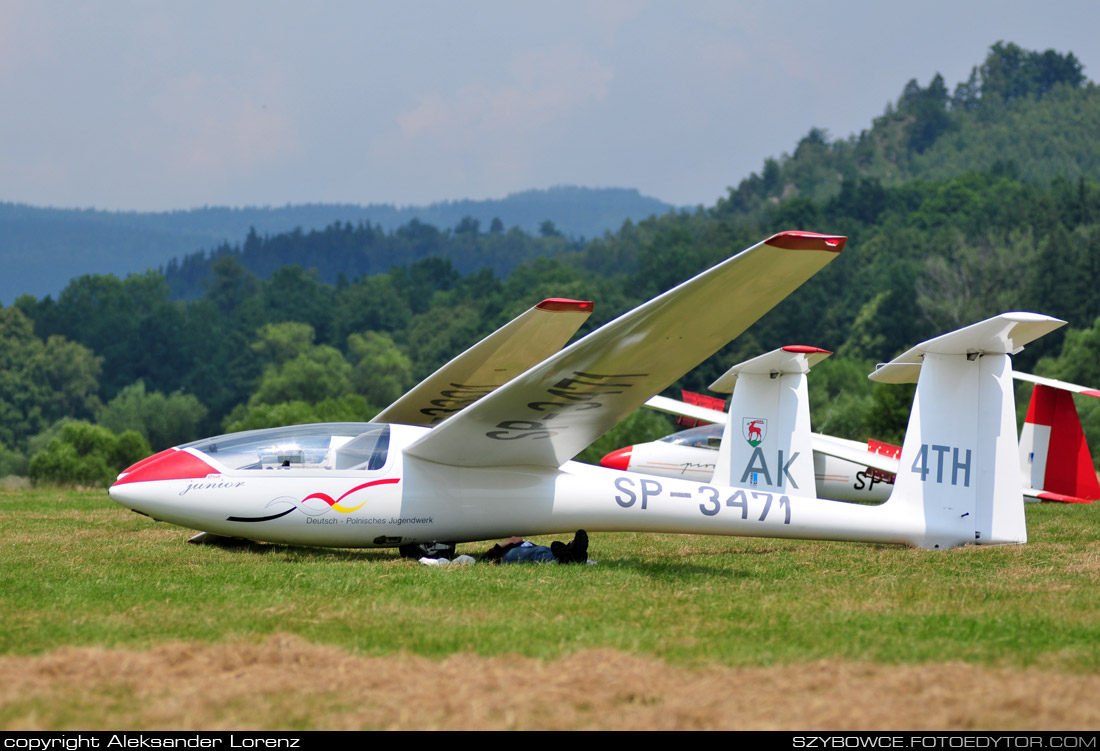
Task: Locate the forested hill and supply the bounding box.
[9,42,1100,483]
[163,220,587,300]
[719,42,1097,218]
[0,187,673,304]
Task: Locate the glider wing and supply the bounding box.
[373,298,592,427]
[402,231,845,468]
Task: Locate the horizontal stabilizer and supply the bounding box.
[870,313,1066,384]
[709,345,832,393]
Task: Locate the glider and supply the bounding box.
[604,352,1099,505]
[109,231,1064,550]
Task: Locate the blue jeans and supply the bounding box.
[501,541,556,564]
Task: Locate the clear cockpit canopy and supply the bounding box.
[181,423,390,471]
[656,423,722,449]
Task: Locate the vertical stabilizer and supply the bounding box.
[1016,377,1100,503]
[711,346,830,495]
[870,313,1065,548]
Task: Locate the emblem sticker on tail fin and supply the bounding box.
[743,418,767,447]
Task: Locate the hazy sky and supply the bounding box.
[1,0,1096,211]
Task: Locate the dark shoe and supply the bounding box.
[552,529,588,564]
[571,529,588,562]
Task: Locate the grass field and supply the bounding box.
[2,486,1099,730]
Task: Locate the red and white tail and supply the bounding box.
[1016,373,1100,504]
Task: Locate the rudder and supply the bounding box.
[1018,379,1100,503]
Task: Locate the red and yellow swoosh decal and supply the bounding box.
[228,478,401,523]
[301,478,401,513]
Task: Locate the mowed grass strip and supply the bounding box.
[2,488,1098,670]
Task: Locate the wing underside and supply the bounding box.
[372,299,592,427]
[403,232,845,469]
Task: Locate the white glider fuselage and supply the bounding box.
[108,421,922,549]
[107,229,1062,552]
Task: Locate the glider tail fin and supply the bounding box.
[711,345,831,494]
[870,313,1065,548]
[1019,383,1100,502]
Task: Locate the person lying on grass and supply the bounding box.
[481,530,589,565]
[417,530,590,566]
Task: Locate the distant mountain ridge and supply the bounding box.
[0,186,675,303]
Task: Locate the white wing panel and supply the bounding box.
[1013,371,1100,398]
[811,434,900,475]
[402,232,844,468]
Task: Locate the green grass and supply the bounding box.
[3,487,1099,670]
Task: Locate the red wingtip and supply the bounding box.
[600,446,633,471]
[1037,491,1093,504]
[782,345,833,355]
[764,231,846,252]
[536,298,594,312]
[112,449,219,486]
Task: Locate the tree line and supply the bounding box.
[4,42,1100,484]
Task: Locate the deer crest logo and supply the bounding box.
[743,418,767,447]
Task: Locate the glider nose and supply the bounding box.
[600,446,633,471]
[109,448,220,511]
[113,448,177,484]
[113,449,218,487]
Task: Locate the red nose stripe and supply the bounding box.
[600,446,633,471]
[119,448,177,476]
[113,449,219,486]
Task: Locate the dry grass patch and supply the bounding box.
[2,636,1098,731]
